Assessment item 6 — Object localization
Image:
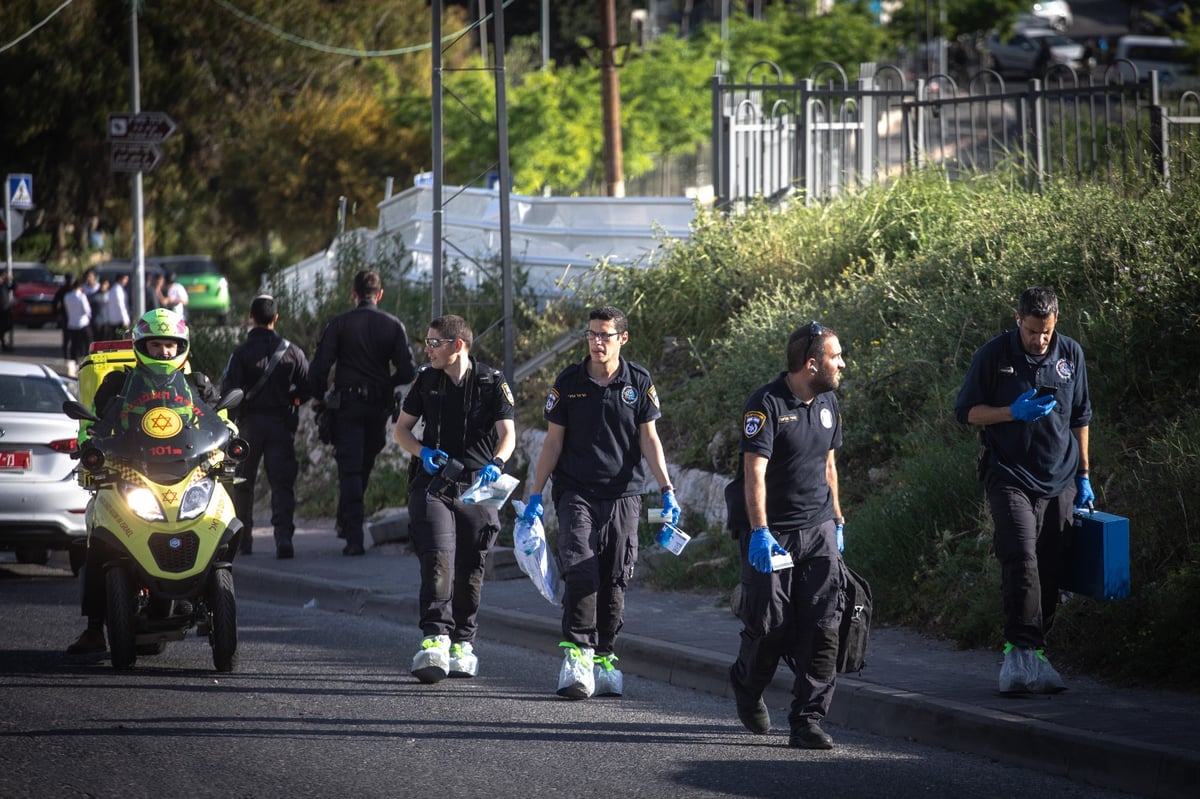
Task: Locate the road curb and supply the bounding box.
[237,566,1199,799]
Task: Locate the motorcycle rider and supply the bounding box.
[66,308,224,655]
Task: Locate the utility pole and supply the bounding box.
[129,1,146,319]
[599,0,625,197]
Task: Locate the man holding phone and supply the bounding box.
[955,287,1094,695]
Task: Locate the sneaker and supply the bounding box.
[1030,648,1067,693]
[66,627,106,655]
[593,653,624,697]
[411,634,451,684]
[789,720,834,750]
[998,642,1038,694]
[448,641,479,678]
[729,665,770,735]
[556,642,595,699]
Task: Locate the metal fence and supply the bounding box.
[712,60,1200,208]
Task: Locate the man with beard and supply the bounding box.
[724,320,847,750]
[954,286,1092,694]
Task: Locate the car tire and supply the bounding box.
[15,547,49,565]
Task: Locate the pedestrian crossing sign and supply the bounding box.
[7,174,33,211]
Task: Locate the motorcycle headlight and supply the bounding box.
[179,478,215,520]
[125,486,165,522]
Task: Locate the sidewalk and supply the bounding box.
[234,520,1199,799]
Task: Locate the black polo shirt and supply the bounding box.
[728,372,841,531]
[543,356,661,499]
[402,359,515,472]
[954,328,1091,497]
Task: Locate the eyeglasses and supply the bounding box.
[423,338,455,348]
[582,330,620,342]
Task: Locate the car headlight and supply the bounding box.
[179,478,215,520]
[126,486,166,522]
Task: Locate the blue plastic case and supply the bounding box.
[1063,510,1131,600]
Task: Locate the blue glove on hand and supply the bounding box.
[420,446,448,476]
[1010,388,1056,422]
[1075,475,1095,509]
[523,493,544,523]
[478,462,502,486]
[661,489,681,525]
[836,521,845,553]
[748,527,787,574]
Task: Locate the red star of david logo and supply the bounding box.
[148,411,173,431]
[163,489,178,504]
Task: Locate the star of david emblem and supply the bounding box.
[149,412,172,431]
[163,489,178,504]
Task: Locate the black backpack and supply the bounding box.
[837,561,873,674]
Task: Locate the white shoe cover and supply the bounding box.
[556,642,595,699]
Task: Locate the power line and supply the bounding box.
[207,0,518,59]
[0,0,75,55]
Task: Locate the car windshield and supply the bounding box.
[0,375,68,413]
[1036,33,1074,47]
[12,265,55,283]
[163,259,218,276]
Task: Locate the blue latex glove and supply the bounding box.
[1009,388,1056,422]
[1075,475,1095,509]
[660,489,681,525]
[478,462,502,486]
[420,446,448,476]
[523,493,544,523]
[748,527,787,574]
[836,522,845,553]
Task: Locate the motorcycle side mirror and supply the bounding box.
[62,400,100,423]
[216,388,244,413]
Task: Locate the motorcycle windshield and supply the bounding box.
[93,370,230,484]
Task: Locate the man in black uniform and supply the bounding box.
[725,321,846,750]
[66,308,223,654]
[221,295,311,559]
[954,286,1093,694]
[309,270,417,556]
[522,306,679,700]
[393,315,516,683]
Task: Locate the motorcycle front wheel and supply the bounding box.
[207,567,238,672]
[105,567,137,670]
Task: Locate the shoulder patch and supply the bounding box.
[743,411,767,439]
[500,380,514,407]
[545,387,560,413]
[647,384,659,409]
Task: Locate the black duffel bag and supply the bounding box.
[837,561,873,674]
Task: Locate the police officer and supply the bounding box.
[220,295,311,559]
[725,320,846,750]
[309,270,417,556]
[522,306,679,700]
[392,315,515,683]
[954,287,1093,694]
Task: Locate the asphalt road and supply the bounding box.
[0,561,1133,799]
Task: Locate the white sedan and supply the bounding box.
[0,360,89,565]
[986,27,1084,78]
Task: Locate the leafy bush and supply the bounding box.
[582,168,1200,688]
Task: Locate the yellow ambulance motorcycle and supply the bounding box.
[64,338,248,671]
